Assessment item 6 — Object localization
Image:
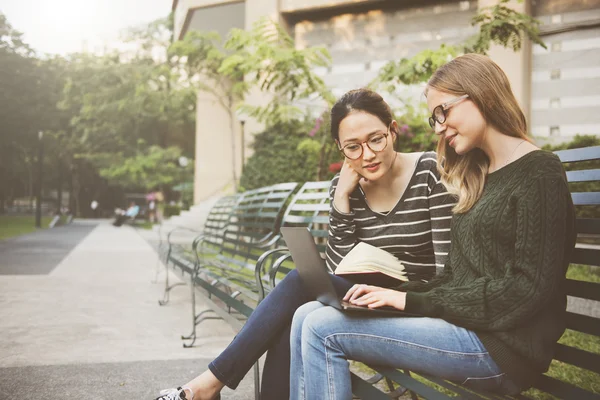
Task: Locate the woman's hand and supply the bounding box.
[336,159,364,197]
[343,284,407,310]
[333,160,364,213]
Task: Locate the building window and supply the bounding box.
[550,126,560,136]
[551,69,561,80]
[365,62,371,71]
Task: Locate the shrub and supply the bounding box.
[163,204,181,218]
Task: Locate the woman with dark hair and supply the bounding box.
[156,88,455,400]
[291,54,576,399]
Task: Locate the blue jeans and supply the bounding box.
[290,302,520,400]
[208,270,354,399]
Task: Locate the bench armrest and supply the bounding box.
[255,247,291,301]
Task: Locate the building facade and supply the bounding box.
[172,0,600,203]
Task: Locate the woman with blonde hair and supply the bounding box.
[291,53,576,398]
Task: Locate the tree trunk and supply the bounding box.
[228,100,238,193]
[68,164,75,215]
[57,167,63,212]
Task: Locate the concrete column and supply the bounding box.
[194,79,237,203]
[478,0,533,125]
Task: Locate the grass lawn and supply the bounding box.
[0,215,53,240]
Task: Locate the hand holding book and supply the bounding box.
[335,242,408,287]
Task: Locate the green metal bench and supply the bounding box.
[165,183,298,347]
[159,195,240,307]
[254,147,600,400]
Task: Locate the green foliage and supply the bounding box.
[0,13,66,212]
[94,145,193,190]
[240,120,337,189]
[224,18,335,126]
[163,204,181,218]
[372,0,546,91]
[469,0,545,54]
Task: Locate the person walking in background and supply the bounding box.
[290,54,576,399]
[146,191,157,223]
[154,188,165,223]
[90,200,99,218]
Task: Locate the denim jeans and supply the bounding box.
[208,270,354,399]
[290,302,520,400]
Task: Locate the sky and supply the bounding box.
[0,0,172,55]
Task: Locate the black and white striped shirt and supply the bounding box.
[326,151,455,282]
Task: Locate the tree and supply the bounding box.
[95,145,193,189]
[0,13,59,212]
[53,15,197,212]
[170,17,336,191]
[373,0,545,89]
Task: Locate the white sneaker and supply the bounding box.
[155,387,190,400]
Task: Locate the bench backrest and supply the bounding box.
[279,181,331,251]
[217,182,299,271]
[530,146,600,400]
[199,195,241,249]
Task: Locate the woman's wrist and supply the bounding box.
[333,192,351,213]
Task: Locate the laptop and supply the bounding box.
[280,227,421,317]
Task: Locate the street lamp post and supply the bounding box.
[35,131,44,228]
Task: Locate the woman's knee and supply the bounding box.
[300,306,346,342]
[292,301,324,327]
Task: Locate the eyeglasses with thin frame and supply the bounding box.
[338,129,390,160]
[428,94,469,129]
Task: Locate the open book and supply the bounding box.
[334,242,408,287]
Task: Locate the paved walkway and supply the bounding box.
[0,220,254,399]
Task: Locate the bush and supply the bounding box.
[240,120,340,190]
[163,204,181,218]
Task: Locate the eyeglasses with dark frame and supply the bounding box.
[428,94,469,129]
[338,129,390,160]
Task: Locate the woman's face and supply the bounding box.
[426,88,486,155]
[337,111,397,181]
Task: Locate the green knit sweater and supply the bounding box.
[402,150,576,391]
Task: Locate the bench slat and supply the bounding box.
[283,215,330,224]
[374,367,454,400]
[565,311,600,336]
[555,146,600,163]
[288,204,331,212]
[293,192,330,200]
[576,218,600,235]
[565,279,600,301]
[418,374,490,399]
[572,192,600,206]
[566,169,600,182]
[533,375,600,400]
[572,247,600,266]
[349,373,390,400]
[299,181,331,189]
[554,343,600,374]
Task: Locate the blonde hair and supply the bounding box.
[426,54,530,213]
